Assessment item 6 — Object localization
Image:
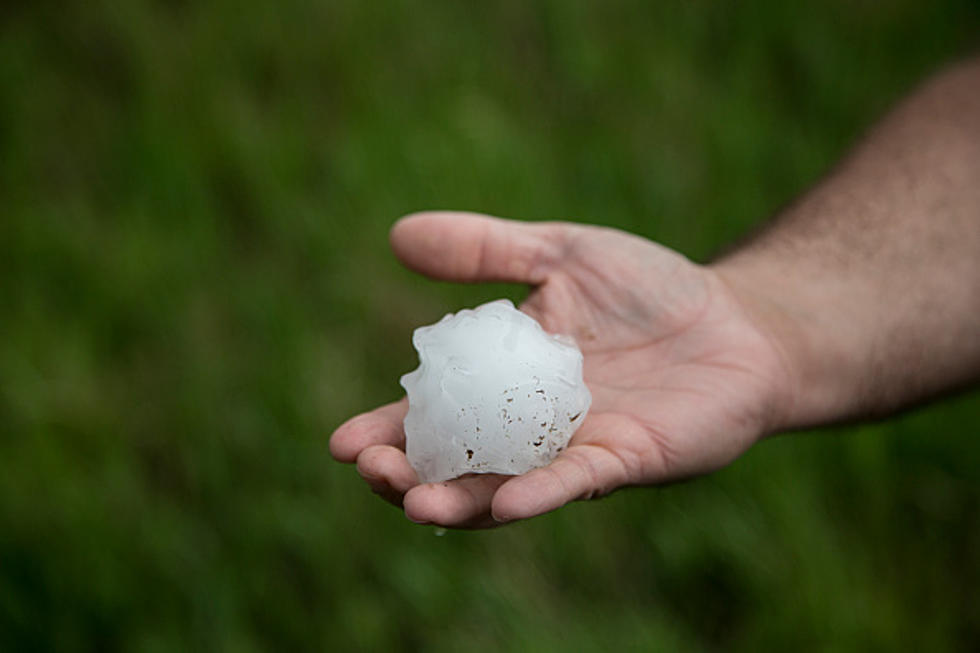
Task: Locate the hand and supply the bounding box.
[330,211,795,528]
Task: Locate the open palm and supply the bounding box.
[330,212,794,528]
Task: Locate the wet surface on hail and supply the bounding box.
[400,299,591,483]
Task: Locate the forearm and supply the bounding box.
[713,57,980,429]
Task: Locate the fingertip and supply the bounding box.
[403,475,510,528]
[489,505,512,524]
[328,417,361,462]
[490,472,558,522]
[389,211,449,266]
[403,484,439,525]
[356,445,418,492]
[328,402,409,463]
[353,443,388,477]
[404,482,480,526]
[489,494,514,524]
[388,213,420,255]
[489,479,517,523]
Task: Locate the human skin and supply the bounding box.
[329,57,980,529]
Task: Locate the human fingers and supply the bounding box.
[403,474,512,529]
[389,211,571,284]
[329,400,408,463]
[490,416,642,522]
[355,444,419,507]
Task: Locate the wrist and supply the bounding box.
[709,258,862,432]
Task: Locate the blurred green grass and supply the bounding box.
[1,1,979,650]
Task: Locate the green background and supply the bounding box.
[2,1,979,650]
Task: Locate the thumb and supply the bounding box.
[390,211,567,284]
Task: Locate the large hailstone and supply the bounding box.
[400,299,591,483]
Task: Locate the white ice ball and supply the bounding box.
[400,299,591,483]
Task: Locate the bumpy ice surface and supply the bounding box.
[400,299,591,483]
